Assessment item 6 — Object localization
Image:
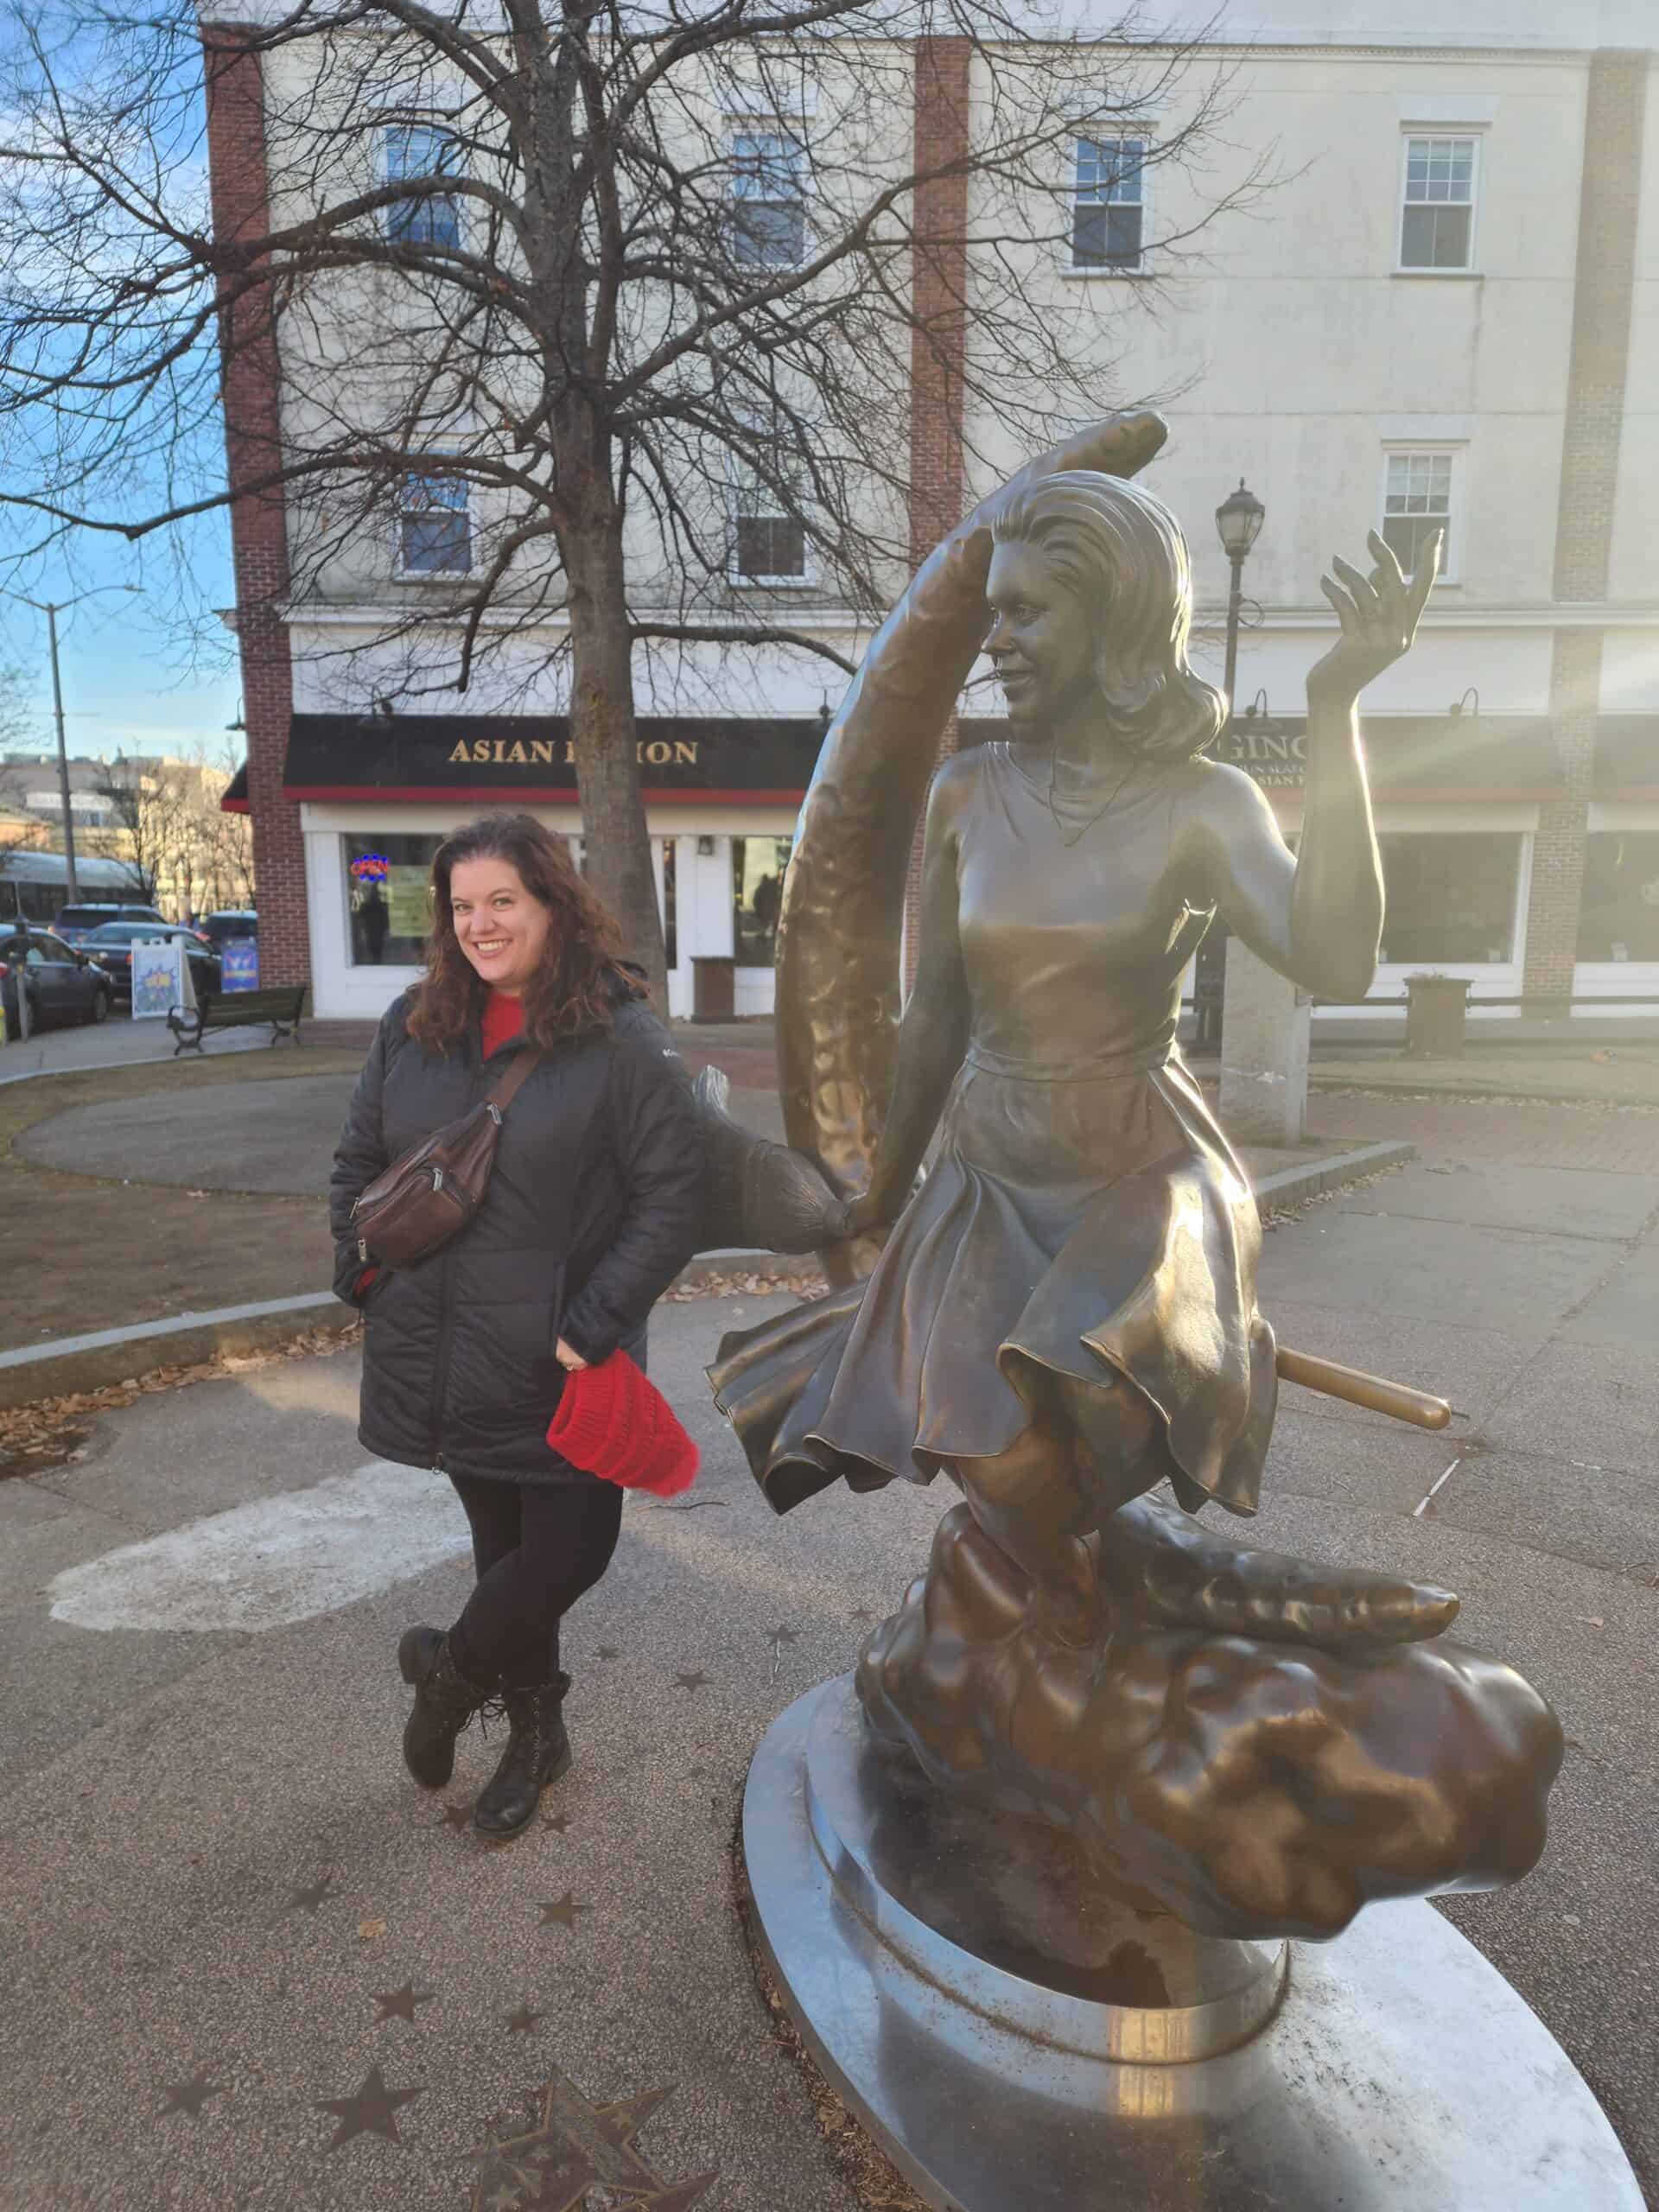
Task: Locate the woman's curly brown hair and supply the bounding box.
[407,813,639,1056]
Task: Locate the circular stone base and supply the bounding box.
[746,1675,1642,2212]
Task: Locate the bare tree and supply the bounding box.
[188,740,257,912]
[0,0,1267,997]
[86,752,235,911]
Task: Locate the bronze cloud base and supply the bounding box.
[855,1501,1563,1945]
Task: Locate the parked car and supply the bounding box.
[198,909,258,948]
[53,900,169,948]
[77,922,222,1002]
[0,928,115,1033]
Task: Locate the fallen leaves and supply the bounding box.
[0,1317,364,1479]
[664,1267,828,1302]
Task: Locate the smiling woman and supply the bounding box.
[329,812,705,1840]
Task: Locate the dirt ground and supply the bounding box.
[1,1052,363,1351]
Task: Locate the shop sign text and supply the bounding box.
[446,737,701,768]
[1221,727,1307,788]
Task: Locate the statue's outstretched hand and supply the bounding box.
[1308,528,1440,706]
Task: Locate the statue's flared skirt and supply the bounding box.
[709,1055,1276,1516]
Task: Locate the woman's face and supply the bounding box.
[448,855,553,997]
[985,541,1097,736]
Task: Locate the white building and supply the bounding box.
[208,2,1658,1021]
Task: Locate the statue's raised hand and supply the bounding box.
[1308,528,1440,707]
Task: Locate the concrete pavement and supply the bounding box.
[1,1095,1656,2208]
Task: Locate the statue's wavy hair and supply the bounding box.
[407,811,637,1056]
[991,469,1225,760]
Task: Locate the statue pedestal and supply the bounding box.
[745,1675,1641,2212]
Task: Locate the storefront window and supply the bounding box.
[1578,832,1659,963]
[1376,833,1521,966]
[733,836,791,965]
[346,833,443,965]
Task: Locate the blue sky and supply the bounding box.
[0,512,241,771]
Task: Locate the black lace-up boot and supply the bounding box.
[397,1625,493,1789]
[472,1672,573,1839]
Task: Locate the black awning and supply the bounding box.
[221,760,249,813]
[1593,716,1659,793]
[961,715,1564,797]
[282,715,825,805]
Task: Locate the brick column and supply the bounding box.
[200,22,309,990]
[1523,48,1649,1004]
[902,35,971,993]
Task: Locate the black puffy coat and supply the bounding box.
[328,981,704,1484]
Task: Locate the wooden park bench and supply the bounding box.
[168,985,308,1057]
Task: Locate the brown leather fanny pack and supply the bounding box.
[351,1048,543,1268]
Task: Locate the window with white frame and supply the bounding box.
[730,448,807,582]
[384,123,461,251]
[1071,136,1146,270]
[1399,135,1478,270]
[397,466,472,574]
[1381,450,1455,580]
[728,129,807,268]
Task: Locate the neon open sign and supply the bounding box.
[351,853,391,881]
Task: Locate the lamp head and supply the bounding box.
[1215,479,1265,560]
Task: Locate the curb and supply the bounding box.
[0,1148,1413,1414]
[0,1255,820,1414]
[1251,1138,1414,1212]
[0,1294,358,1412]
[1308,1073,1659,1109]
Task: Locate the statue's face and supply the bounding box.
[985,540,1096,736]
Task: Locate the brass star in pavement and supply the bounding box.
[674,1671,709,1694]
[158,2068,224,2119]
[766,1625,799,1647]
[315,2064,422,2151]
[437,1802,473,1831]
[373,1982,435,2024]
[287,1872,334,1913]
[505,2004,543,2034]
[467,2064,717,2212]
[538,1892,588,1930]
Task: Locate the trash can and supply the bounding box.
[691,955,735,1022]
[1405,973,1470,1058]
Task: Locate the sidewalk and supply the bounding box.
[1,1126,1656,2207]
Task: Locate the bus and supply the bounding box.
[0,849,145,927]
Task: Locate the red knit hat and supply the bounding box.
[545,1350,700,1497]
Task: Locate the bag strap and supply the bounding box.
[485,1046,543,1116]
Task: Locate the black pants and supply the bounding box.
[446,1474,624,1689]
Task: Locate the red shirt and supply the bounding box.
[480,988,526,1058]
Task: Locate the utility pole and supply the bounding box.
[0,582,140,906]
[45,602,78,903]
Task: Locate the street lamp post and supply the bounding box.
[1214,478,1266,733]
[0,583,141,903]
[1197,481,1267,1059]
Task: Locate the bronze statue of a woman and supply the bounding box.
[713,421,1438,1623]
[704,416,1559,1941]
